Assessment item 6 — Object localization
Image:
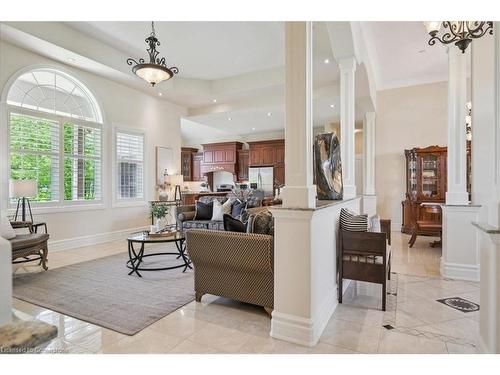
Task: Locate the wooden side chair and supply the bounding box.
[408,198,442,248]
[338,220,392,311]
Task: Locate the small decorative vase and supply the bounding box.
[158,190,169,201]
[155,218,163,231]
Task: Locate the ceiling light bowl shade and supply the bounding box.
[424,21,442,36]
[127,22,179,86]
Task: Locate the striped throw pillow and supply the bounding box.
[340,208,368,232]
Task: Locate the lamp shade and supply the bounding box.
[424,21,441,35]
[10,179,38,198]
[169,174,184,186]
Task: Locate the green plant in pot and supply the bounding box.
[150,203,170,232]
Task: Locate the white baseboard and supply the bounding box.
[270,280,352,347]
[440,260,480,282]
[48,226,149,252]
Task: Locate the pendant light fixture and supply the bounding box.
[424,21,493,53]
[127,21,179,86]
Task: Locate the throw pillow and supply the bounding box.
[0,211,16,240]
[211,199,232,221]
[247,209,274,235]
[368,214,381,233]
[231,200,247,219]
[340,208,368,232]
[194,200,214,220]
[223,214,246,233]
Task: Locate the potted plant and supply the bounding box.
[149,203,170,232]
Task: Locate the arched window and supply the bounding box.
[6,68,103,205]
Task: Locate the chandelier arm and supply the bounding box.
[127,58,142,66]
[469,22,493,39]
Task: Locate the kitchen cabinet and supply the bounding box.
[181,147,198,181]
[192,152,203,181]
[201,141,243,175]
[274,165,285,186]
[237,149,249,181]
[247,139,285,187]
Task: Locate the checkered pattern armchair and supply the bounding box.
[186,229,274,314]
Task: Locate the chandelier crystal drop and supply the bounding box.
[126,21,179,86]
[424,21,493,53]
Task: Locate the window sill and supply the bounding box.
[7,203,106,215]
[112,200,148,209]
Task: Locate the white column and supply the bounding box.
[339,57,357,199]
[446,47,469,205]
[474,21,500,354]
[0,237,12,326]
[441,46,480,281]
[280,22,316,209]
[271,22,359,348]
[362,112,377,216]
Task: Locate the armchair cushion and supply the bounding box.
[340,208,368,232]
[10,233,49,251]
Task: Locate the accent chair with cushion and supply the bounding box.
[338,209,391,311]
[1,214,50,270]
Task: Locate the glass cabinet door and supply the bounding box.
[407,152,417,199]
[420,153,440,199]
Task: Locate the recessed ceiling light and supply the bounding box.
[228,117,232,121]
[213,99,217,103]
[158,92,163,96]
[252,127,256,131]
[330,104,335,108]
[324,58,330,64]
[267,112,272,117]
[67,57,76,63]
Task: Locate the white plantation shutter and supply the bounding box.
[116,131,144,200]
[63,123,102,201]
[9,113,60,202]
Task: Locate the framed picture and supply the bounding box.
[156,146,173,186]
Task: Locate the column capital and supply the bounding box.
[364,111,376,122]
[338,56,357,72]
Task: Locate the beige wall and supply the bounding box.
[376,82,448,225]
[0,41,186,246]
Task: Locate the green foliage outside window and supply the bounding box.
[10,114,99,203]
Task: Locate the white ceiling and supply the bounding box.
[68,21,285,80]
[361,21,460,90]
[3,21,455,144]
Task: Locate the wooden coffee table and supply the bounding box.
[126,231,191,277]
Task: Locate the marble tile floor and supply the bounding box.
[11,231,480,354]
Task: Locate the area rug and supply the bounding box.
[13,252,195,335]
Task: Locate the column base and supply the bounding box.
[281,185,317,209]
[441,205,480,282]
[342,185,357,200]
[362,195,377,216]
[271,295,336,347]
[445,191,470,206]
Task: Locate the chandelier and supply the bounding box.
[126,21,179,86]
[424,21,493,53]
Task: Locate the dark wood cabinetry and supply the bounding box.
[237,149,249,181]
[401,145,471,235]
[192,152,203,181]
[247,139,285,186]
[201,142,243,175]
[181,147,198,182]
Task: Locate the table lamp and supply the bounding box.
[10,179,38,222]
[166,174,184,201]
